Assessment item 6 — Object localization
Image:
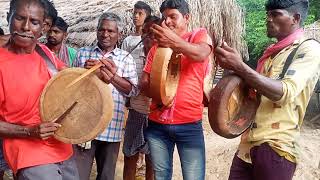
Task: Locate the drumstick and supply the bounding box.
[66,63,103,88]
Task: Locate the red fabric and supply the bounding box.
[256,28,304,73]
[143,28,211,124]
[0,46,71,173]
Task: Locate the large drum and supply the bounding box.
[150,48,181,107]
[40,68,114,144]
[208,74,259,138]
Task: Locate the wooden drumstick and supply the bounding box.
[66,63,103,88]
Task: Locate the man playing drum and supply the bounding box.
[215,0,320,179]
[0,0,79,179]
[140,0,212,179]
[72,12,138,180]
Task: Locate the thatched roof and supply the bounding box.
[55,0,248,60]
[305,20,320,41]
[0,0,248,59]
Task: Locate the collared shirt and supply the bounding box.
[73,45,138,142]
[121,35,151,114]
[237,37,320,163]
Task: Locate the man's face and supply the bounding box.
[47,26,66,46]
[9,1,44,48]
[266,9,296,40]
[133,8,148,27]
[43,17,53,34]
[97,19,119,50]
[162,8,189,35]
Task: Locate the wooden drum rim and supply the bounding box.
[40,68,114,144]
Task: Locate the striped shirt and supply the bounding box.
[122,35,151,114]
[73,45,138,142]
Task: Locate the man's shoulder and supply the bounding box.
[296,38,320,54]
[77,46,95,52]
[67,46,77,53]
[0,48,11,64]
[114,48,130,57]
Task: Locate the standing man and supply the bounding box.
[121,1,154,180]
[214,0,320,180]
[46,16,77,67]
[37,0,57,44]
[140,0,212,179]
[0,28,9,180]
[0,0,79,179]
[72,12,138,180]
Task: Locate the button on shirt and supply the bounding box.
[237,38,320,163]
[73,46,138,142]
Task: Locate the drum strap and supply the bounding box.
[35,44,59,76]
[278,38,319,79]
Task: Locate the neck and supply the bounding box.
[177,29,188,37]
[6,40,36,54]
[98,43,115,55]
[46,43,62,54]
[134,26,143,35]
[277,27,301,42]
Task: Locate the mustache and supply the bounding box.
[13,31,35,39]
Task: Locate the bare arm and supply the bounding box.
[0,118,61,140]
[215,44,283,101]
[234,62,283,101]
[108,74,132,95]
[139,72,151,97]
[151,23,211,61]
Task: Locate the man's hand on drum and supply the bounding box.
[215,42,244,72]
[28,122,61,140]
[100,59,117,84]
[150,21,183,49]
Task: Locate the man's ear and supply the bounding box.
[293,13,301,26]
[184,13,190,25]
[118,31,123,41]
[64,32,68,40]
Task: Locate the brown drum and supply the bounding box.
[150,48,181,107]
[40,68,114,144]
[208,74,259,138]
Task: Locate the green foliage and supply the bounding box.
[237,0,319,68]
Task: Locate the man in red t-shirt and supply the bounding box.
[140,0,212,179]
[0,0,78,179]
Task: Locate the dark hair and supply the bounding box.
[134,1,152,16]
[160,0,189,15]
[7,0,57,23]
[144,15,161,24]
[0,27,4,36]
[265,0,309,25]
[52,16,68,32]
[43,0,58,22]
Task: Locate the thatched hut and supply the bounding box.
[0,0,248,58]
[53,0,248,60]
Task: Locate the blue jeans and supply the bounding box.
[145,120,205,180]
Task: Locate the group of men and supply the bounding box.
[0,0,319,180]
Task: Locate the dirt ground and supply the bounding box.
[88,94,320,180]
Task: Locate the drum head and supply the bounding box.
[208,74,258,138]
[40,68,114,144]
[150,48,180,106]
